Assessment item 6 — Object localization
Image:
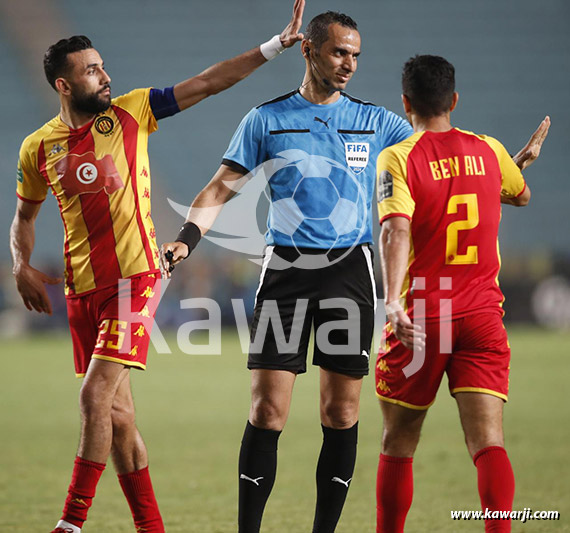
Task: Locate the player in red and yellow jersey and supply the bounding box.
[374,55,550,533]
[9,3,305,531]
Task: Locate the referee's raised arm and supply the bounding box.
[172,0,305,111]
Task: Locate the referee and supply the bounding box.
[162,11,412,533]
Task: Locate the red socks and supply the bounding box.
[118,466,165,533]
[473,446,515,533]
[59,458,163,531]
[61,456,106,528]
[376,454,413,533]
[376,447,514,533]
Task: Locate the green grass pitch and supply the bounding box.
[1,327,568,532]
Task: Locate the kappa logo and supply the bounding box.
[50,143,66,156]
[345,142,369,175]
[331,476,352,488]
[240,474,264,486]
[377,358,391,373]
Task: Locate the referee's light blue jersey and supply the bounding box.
[222,90,413,249]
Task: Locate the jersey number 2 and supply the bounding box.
[446,194,479,265]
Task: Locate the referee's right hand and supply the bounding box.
[159,242,189,279]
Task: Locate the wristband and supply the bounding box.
[175,222,202,258]
[385,300,404,315]
[260,35,285,61]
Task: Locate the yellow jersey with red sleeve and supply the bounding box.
[16,88,162,297]
[377,128,526,319]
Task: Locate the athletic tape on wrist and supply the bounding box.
[260,35,285,60]
[385,301,404,315]
[175,222,202,259]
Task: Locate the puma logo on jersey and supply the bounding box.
[314,116,332,128]
[240,474,264,486]
[331,476,352,488]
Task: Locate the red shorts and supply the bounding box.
[66,275,161,377]
[375,312,510,410]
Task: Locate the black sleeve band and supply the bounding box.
[175,222,202,258]
[221,158,250,176]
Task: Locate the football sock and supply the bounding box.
[118,466,165,533]
[474,446,515,533]
[238,421,282,533]
[60,456,105,528]
[312,422,358,533]
[376,454,413,533]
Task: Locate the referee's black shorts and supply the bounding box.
[248,244,376,377]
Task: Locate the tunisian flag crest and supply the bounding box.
[55,152,124,198]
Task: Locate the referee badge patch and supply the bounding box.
[345,142,369,175]
[378,170,394,201]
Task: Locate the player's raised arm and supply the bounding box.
[10,200,62,314]
[512,115,550,171]
[172,0,305,111]
[159,163,246,277]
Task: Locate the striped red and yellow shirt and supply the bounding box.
[377,128,526,319]
[17,88,161,296]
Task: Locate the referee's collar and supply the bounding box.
[294,91,346,109]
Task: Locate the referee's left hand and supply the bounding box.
[279,0,305,49]
[159,242,189,279]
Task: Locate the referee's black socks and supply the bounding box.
[313,422,358,533]
[238,421,281,533]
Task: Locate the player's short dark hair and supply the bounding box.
[402,55,456,118]
[305,11,358,51]
[44,35,93,90]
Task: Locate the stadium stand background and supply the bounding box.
[0,0,568,334]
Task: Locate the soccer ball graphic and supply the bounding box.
[168,149,369,270]
[268,150,368,269]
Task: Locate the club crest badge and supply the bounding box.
[95,115,115,136]
[344,142,369,175]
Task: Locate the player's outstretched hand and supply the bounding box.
[159,242,189,279]
[512,116,551,171]
[389,309,426,351]
[279,0,305,48]
[14,265,61,314]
